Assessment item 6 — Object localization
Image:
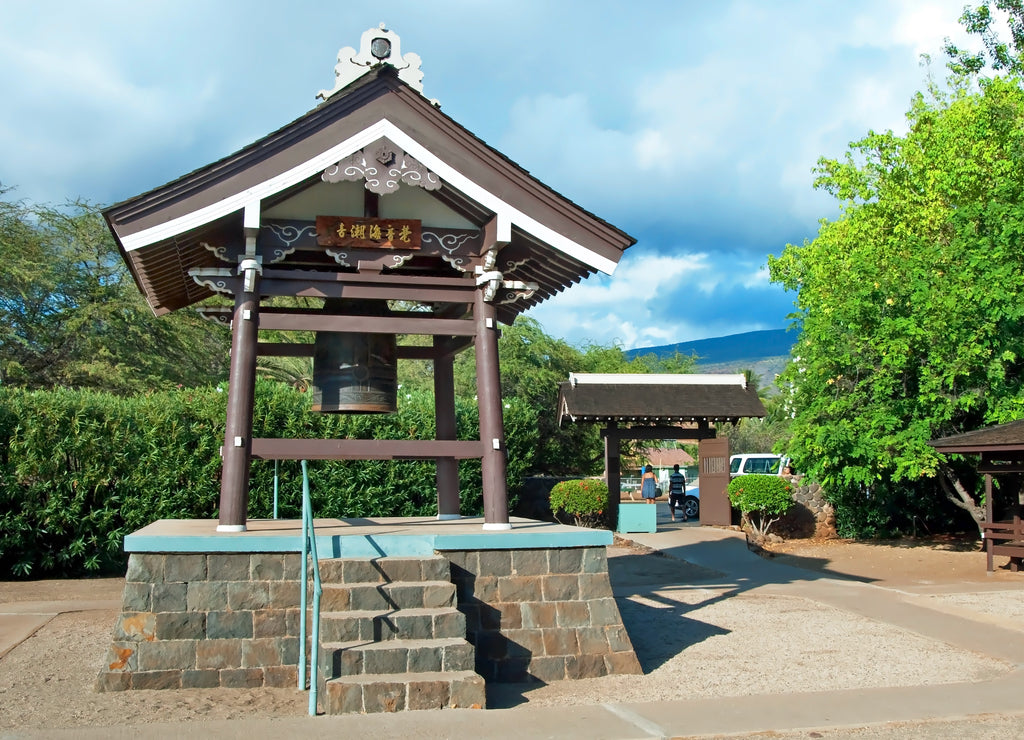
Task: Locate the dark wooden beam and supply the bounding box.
[256,313,476,336]
[978,462,1024,474]
[257,342,314,358]
[256,336,472,361]
[250,438,484,460]
[261,268,472,288]
[259,277,474,304]
[601,425,717,442]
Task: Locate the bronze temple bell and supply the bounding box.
[311,299,397,413]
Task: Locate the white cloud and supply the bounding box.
[0,0,980,348]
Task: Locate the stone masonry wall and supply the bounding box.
[96,552,302,691]
[444,546,642,683]
[774,476,837,540]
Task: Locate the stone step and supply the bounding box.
[320,580,456,612]
[323,670,486,714]
[316,556,451,584]
[319,607,467,643]
[321,637,475,678]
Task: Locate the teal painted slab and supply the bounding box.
[123,518,612,556]
[617,503,656,533]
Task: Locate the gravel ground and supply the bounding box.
[0,539,1021,732]
[487,546,1013,708]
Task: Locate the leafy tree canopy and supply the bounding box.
[768,74,1024,535]
[0,190,229,393]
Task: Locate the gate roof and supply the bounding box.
[929,419,1024,455]
[557,373,766,426]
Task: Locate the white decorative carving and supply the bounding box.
[263,222,316,247]
[324,248,352,267]
[385,253,415,269]
[317,24,426,100]
[188,267,234,295]
[323,137,440,195]
[201,242,231,263]
[497,281,539,304]
[474,248,537,303]
[441,253,470,272]
[503,257,530,272]
[268,247,295,264]
[476,248,503,301]
[423,230,473,254]
[197,309,232,326]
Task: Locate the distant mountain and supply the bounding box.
[626,329,797,391]
[626,329,795,365]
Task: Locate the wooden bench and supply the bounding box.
[983,519,1024,572]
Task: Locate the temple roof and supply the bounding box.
[104,64,635,319]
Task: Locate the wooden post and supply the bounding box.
[474,289,509,529]
[986,472,994,572]
[434,338,460,519]
[218,261,261,532]
[605,422,621,530]
[697,436,731,527]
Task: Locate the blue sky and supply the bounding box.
[0,0,977,350]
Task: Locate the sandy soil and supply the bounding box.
[0,536,1021,731]
[761,535,1021,588]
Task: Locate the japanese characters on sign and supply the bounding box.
[315,216,421,250]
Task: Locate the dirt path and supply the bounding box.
[763,535,1022,589]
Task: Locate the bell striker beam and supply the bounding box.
[218,227,262,532]
[434,337,460,519]
[474,288,510,529]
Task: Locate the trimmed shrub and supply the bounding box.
[549,478,609,529]
[727,474,794,538]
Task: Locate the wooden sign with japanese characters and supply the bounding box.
[315,216,421,250]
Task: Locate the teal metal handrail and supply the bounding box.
[297,459,322,716]
[273,459,279,519]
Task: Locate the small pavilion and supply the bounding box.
[95,27,644,708]
[103,25,634,533]
[930,420,1024,571]
[557,373,766,525]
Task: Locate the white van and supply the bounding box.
[729,454,788,478]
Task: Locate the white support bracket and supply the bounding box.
[238,257,263,294]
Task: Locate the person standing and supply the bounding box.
[668,464,687,522]
[640,465,659,504]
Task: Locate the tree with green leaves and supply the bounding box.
[945,1,1024,76]
[768,73,1024,538]
[0,191,229,393]
[720,393,792,457]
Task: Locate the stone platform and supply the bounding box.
[96,517,641,709]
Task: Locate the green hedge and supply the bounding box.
[0,381,537,578]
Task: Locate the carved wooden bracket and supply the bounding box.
[322,137,440,195]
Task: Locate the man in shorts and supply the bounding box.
[668,463,687,522]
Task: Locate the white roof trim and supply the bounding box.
[119,119,618,275]
[569,373,748,389]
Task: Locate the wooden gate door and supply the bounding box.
[698,437,731,526]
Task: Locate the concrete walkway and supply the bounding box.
[0,599,120,660]
[4,515,1024,738]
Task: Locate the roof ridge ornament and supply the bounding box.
[317,23,425,101]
